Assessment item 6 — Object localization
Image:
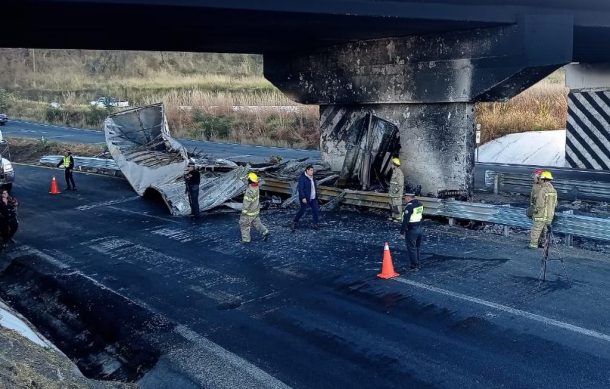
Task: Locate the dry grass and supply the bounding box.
[8,137,105,163]
[477,80,567,144]
[1,49,569,149]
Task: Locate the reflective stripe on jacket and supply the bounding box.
[242,185,260,217]
[400,199,424,233]
[389,166,404,198]
[533,182,557,223]
[529,181,542,207]
[409,205,424,223]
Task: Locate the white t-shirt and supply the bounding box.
[308,175,316,200]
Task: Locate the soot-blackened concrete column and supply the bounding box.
[266,15,573,196]
[400,104,475,196]
[319,104,474,195]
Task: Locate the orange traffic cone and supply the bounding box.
[49,176,61,194]
[377,242,399,279]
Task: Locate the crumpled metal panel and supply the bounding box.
[337,113,399,190]
[104,103,188,196]
[153,167,249,216]
[263,158,332,180]
[104,103,247,216]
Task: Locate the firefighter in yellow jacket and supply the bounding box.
[240,172,270,243]
[388,157,404,222]
[529,170,558,249]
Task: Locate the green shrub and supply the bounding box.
[45,106,63,122]
[85,105,113,127]
[0,89,12,112]
[35,137,58,152]
[192,110,233,140]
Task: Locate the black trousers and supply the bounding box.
[294,198,319,224]
[405,225,423,267]
[65,168,76,189]
[1,218,18,243]
[187,185,200,216]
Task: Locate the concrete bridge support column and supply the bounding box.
[319,103,474,196]
[266,15,573,196]
[565,63,610,170]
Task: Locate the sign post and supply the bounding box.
[475,124,481,162]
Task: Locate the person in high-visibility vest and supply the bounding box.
[529,170,558,249]
[56,149,76,191]
[388,157,404,223]
[240,172,270,243]
[400,193,424,271]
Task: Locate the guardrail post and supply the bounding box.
[565,234,573,247]
[493,174,500,195]
[448,217,455,226]
[503,225,510,237]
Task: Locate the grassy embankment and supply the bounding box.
[0,49,567,148]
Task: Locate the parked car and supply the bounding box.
[0,157,14,190]
[0,113,7,126]
[90,97,129,108]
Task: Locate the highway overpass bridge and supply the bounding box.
[4,0,610,194]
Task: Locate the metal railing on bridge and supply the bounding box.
[261,178,610,244]
[477,163,610,202]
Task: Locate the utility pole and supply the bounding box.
[31,49,36,73]
[476,123,481,162]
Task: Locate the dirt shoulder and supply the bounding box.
[0,302,135,389]
[7,137,105,164]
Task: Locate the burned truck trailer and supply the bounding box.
[104,103,248,216]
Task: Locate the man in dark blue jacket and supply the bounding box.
[291,165,319,231]
[400,193,424,270]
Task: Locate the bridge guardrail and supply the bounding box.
[261,178,610,243]
[40,155,120,170]
[478,163,610,202]
[498,174,610,201]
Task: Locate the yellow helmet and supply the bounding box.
[540,170,553,180]
[247,172,259,183]
[391,157,401,166]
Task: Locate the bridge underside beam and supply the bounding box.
[265,15,573,196]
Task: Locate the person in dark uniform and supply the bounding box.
[399,193,424,271]
[184,161,201,218]
[56,149,76,191]
[0,189,18,247]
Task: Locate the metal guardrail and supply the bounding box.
[39,155,119,171]
[499,174,610,201]
[477,162,610,202]
[261,178,610,243]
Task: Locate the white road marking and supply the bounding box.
[76,196,140,210]
[394,277,610,343]
[108,206,182,224]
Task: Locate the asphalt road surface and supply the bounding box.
[1,119,318,162]
[4,164,610,388]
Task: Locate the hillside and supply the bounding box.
[0,49,567,148]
